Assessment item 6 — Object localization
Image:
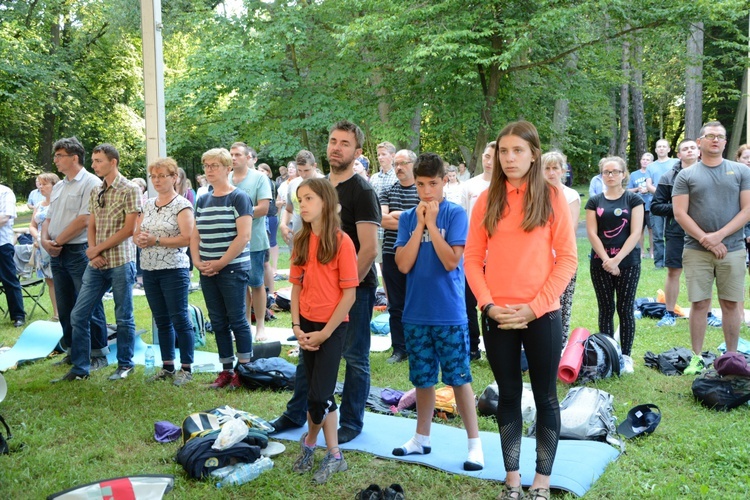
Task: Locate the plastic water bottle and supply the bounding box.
[144,346,155,375]
[634,310,642,320]
[216,457,274,488]
[210,464,238,479]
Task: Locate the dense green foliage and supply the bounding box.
[1,1,748,190]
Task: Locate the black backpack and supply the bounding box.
[175,435,260,479]
[692,369,750,411]
[578,333,622,383]
[236,357,296,391]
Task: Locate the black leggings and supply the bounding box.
[590,262,640,356]
[300,315,347,425]
[483,311,562,476]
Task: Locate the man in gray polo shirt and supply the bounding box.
[41,137,110,378]
[673,121,750,375]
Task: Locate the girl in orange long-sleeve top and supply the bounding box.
[464,121,577,500]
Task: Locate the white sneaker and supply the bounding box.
[622,355,634,374]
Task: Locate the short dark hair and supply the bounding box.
[53,137,85,166]
[699,121,724,137]
[414,152,445,179]
[92,143,120,164]
[330,120,365,150]
[677,138,696,150]
[230,142,256,159]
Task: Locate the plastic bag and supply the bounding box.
[212,418,248,450]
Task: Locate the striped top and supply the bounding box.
[195,189,253,271]
[381,182,419,255]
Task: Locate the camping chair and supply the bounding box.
[0,277,48,319]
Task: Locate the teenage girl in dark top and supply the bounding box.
[585,156,644,361]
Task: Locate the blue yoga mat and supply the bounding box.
[106,336,222,372]
[273,411,619,497]
[0,320,62,371]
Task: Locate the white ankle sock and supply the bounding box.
[393,433,431,456]
[467,437,484,467]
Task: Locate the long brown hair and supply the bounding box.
[482,121,552,235]
[292,178,341,266]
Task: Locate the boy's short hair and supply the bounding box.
[414,152,445,179]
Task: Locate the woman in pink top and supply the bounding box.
[465,121,577,500]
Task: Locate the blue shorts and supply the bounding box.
[267,215,278,248]
[248,250,266,288]
[403,323,472,388]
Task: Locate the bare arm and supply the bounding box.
[568,198,580,237]
[29,207,40,240]
[253,199,270,218]
[395,205,425,274]
[50,214,89,245]
[355,222,378,282]
[381,204,400,231]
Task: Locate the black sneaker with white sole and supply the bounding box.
[108,366,134,380]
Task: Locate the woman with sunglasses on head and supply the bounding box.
[134,157,195,386]
[585,156,644,371]
[465,121,577,500]
[191,148,254,389]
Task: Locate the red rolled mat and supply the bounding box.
[558,327,591,383]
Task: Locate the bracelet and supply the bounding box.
[292,323,301,328]
[482,303,495,317]
[155,236,160,246]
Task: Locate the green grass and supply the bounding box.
[2,197,750,498]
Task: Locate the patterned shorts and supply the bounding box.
[403,323,472,388]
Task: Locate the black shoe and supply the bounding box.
[356,484,384,500]
[52,370,89,383]
[13,318,25,328]
[269,415,302,434]
[337,426,360,444]
[54,354,72,366]
[386,351,408,364]
[469,350,481,361]
[383,483,405,500]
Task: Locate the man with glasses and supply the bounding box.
[673,122,750,375]
[43,138,110,379]
[380,149,420,363]
[646,139,678,268]
[54,143,141,382]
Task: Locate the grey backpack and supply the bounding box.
[557,387,624,450]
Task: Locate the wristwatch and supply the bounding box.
[155,236,160,246]
[482,303,495,317]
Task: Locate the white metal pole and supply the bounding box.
[140,0,166,197]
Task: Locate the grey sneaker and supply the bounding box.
[173,369,193,387]
[90,356,109,372]
[108,366,134,380]
[312,450,348,484]
[148,368,174,382]
[292,432,316,474]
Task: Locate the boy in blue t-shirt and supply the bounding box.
[391,152,484,471]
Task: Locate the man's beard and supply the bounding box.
[330,159,354,174]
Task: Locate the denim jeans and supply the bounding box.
[70,262,135,375]
[381,253,406,355]
[143,267,194,365]
[0,243,24,322]
[50,244,108,356]
[283,286,376,432]
[200,267,252,364]
[652,214,666,267]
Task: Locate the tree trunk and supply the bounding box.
[470,34,502,176]
[685,22,704,140]
[617,37,630,158]
[630,42,646,164]
[728,70,747,159]
[609,89,618,156]
[37,16,62,171]
[551,53,578,152]
[408,103,421,153]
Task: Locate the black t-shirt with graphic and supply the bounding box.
[585,190,644,268]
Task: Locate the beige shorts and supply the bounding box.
[682,248,746,303]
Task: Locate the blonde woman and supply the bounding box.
[29,172,61,320]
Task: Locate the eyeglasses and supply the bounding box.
[701,134,726,141]
[97,187,107,208]
[602,170,623,177]
[53,154,73,159]
[148,174,173,180]
[394,161,413,167]
[203,163,224,171]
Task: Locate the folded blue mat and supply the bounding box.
[273,411,619,497]
[0,321,62,371]
[106,336,222,372]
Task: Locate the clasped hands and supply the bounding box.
[487,304,536,330]
[699,232,727,259]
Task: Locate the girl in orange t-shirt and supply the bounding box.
[289,178,358,484]
[465,121,577,500]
